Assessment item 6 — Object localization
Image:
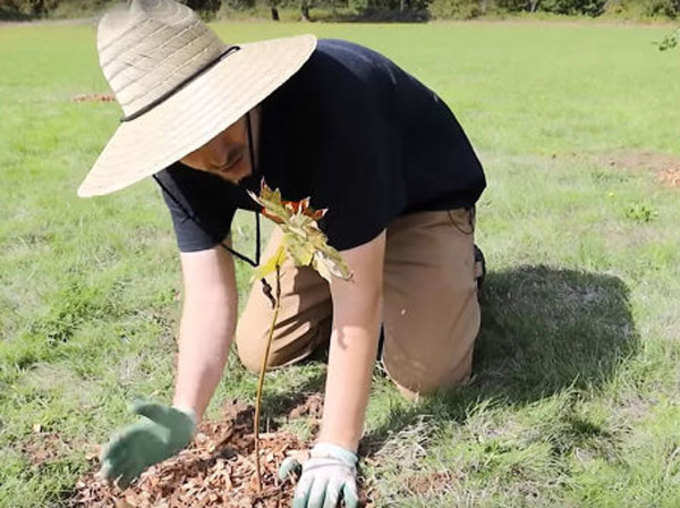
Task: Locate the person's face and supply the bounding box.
[180,115,252,184]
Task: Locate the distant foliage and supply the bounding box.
[222,0,256,9]
[495,0,606,16]
[1,0,60,17]
[349,0,430,18]
[0,0,226,19]
[0,0,678,22]
[539,0,606,16]
[180,0,223,18]
[644,0,680,17]
[428,0,487,19]
[605,0,679,18]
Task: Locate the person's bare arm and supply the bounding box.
[318,231,386,452]
[172,245,238,422]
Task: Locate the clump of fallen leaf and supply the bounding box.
[72,93,115,103]
[70,401,309,507]
[659,168,680,188]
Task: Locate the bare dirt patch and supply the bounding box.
[287,393,324,421]
[20,419,99,468]
[401,471,458,496]
[21,429,74,467]
[599,150,680,188]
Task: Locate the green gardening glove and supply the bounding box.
[99,400,196,488]
[279,442,359,508]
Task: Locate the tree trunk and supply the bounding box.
[300,0,310,21]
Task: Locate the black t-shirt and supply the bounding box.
[155,39,486,253]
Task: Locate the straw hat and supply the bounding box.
[77,0,316,197]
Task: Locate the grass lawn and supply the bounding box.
[1,18,679,507]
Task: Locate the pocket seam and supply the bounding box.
[446,208,474,235]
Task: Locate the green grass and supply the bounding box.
[2,19,680,507]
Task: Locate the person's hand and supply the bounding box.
[279,442,359,508]
[99,400,196,488]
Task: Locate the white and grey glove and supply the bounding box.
[279,442,359,508]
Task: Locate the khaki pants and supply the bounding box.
[235,208,481,398]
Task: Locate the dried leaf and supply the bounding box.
[247,180,352,283]
[250,245,287,282]
[282,232,315,267]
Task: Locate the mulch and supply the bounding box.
[70,401,309,507]
[69,397,375,507]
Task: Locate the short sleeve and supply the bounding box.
[155,162,239,252]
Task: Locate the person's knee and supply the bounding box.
[391,371,471,401]
[236,323,330,373]
[390,376,443,402]
[235,345,261,374]
[385,348,473,401]
[234,327,274,374]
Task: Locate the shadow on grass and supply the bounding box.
[259,367,327,421]
[361,264,639,454]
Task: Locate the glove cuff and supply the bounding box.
[311,442,358,467]
[172,405,198,428]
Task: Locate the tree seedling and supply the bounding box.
[247,179,352,491]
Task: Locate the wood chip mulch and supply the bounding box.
[70,401,310,507]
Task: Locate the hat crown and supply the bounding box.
[97,0,224,117]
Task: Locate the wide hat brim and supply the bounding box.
[78,34,317,197]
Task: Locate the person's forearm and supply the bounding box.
[172,288,237,422]
[319,295,382,452]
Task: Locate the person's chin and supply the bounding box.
[219,165,251,184]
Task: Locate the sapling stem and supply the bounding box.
[253,266,281,492]
[246,180,352,493]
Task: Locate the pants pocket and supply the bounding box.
[447,207,475,235]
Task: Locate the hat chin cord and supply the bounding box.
[152,109,262,268]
